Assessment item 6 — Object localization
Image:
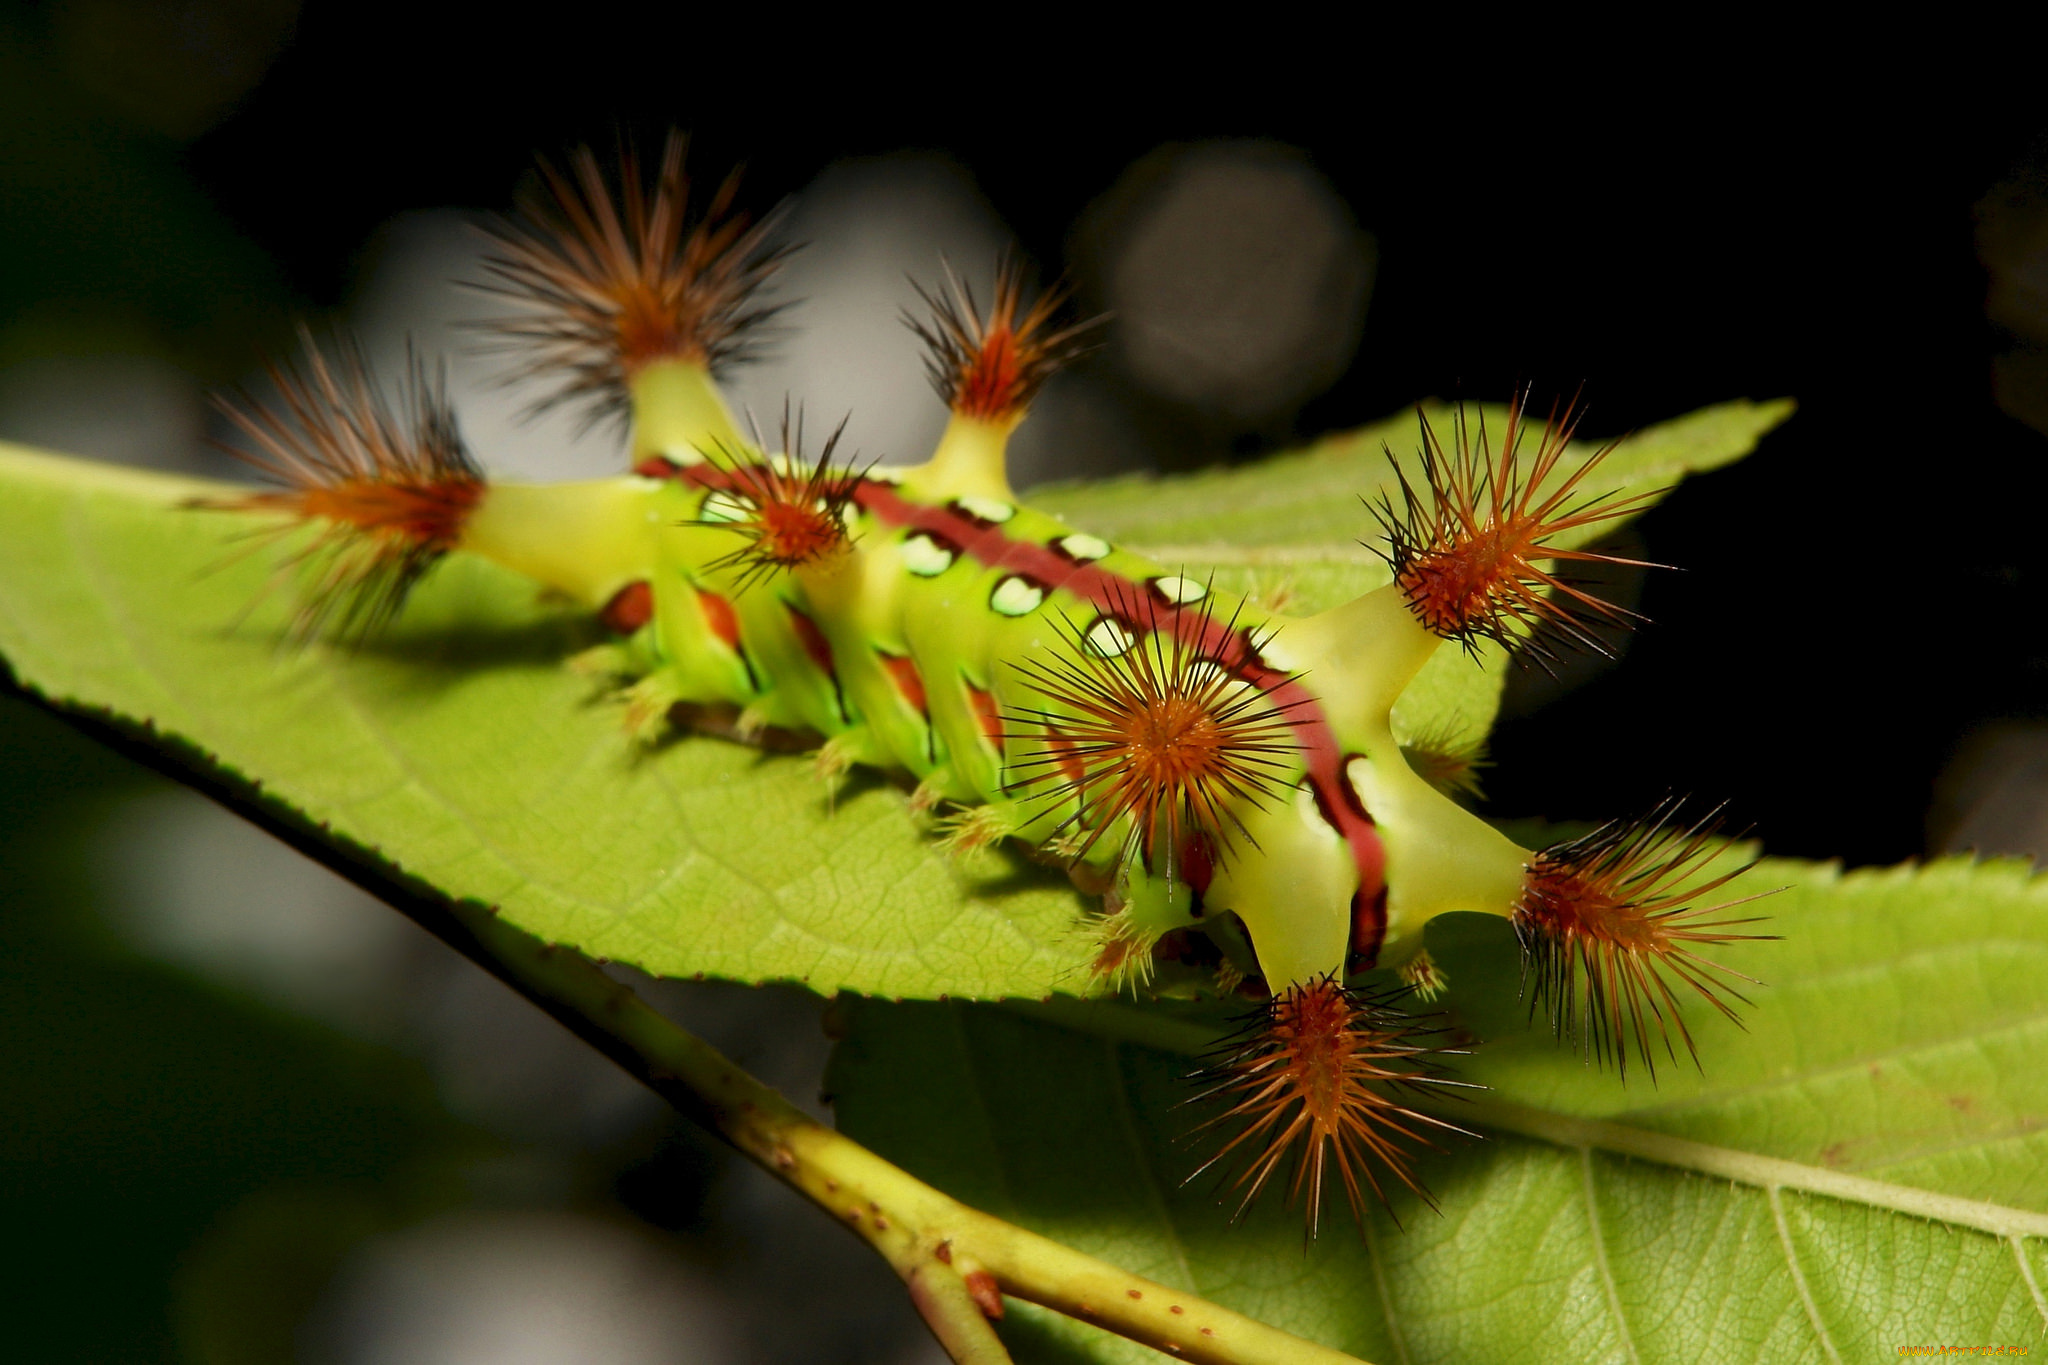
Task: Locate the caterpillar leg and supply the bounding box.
[933,802,1019,860]
[622,670,688,743]
[1396,950,1447,1004]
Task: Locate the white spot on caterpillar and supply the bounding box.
[699,491,749,524]
[956,495,1015,523]
[660,444,708,465]
[1345,757,1374,817]
[990,577,1044,617]
[865,466,909,484]
[1086,618,1135,657]
[1152,575,1206,604]
[1058,533,1110,562]
[769,453,793,475]
[626,475,668,492]
[1252,629,1306,674]
[901,534,955,577]
[1296,780,1341,840]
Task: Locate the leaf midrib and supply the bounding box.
[1009,1002,2048,1240]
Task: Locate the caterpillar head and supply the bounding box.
[194,329,484,644]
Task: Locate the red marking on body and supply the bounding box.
[1181,830,1217,898]
[787,606,836,678]
[1350,887,1388,964]
[697,588,742,650]
[601,579,653,634]
[965,683,1004,748]
[647,463,1390,956]
[1043,731,1088,793]
[877,650,928,715]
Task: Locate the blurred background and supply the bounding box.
[3,4,2046,1360]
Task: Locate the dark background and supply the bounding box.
[4,4,2045,1359]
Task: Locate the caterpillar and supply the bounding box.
[202,133,1770,1232]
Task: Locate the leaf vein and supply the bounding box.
[2013,1235,2048,1331]
[1768,1186,1842,1365]
[1579,1147,1639,1365]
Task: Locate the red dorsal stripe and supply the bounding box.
[648,462,1391,962]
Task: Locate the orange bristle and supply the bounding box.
[474,130,789,427]
[686,410,862,592]
[1188,978,1475,1235]
[906,256,1101,422]
[1370,393,1661,663]
[1513,800,1777,1079]
[198,331,484,643]
[1005,595,1306,879]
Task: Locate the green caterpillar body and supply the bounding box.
[460,366,1529,996]
[206,142,1770,1219]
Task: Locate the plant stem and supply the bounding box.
[444,898,1364,1365]
[18,690,1373,1365]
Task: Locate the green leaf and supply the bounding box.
[827,855,2048,1362]
[0,399,1785,1000]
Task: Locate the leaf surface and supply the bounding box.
[0,399,1785,998]
[828,856,2048,1362]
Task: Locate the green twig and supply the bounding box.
[445,898,1363,1365]
[14,685,1368,1365]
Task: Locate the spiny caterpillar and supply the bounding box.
[202,133,1771,1233]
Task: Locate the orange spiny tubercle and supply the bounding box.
[1185,977,1478,1236]
[906,255,1102,421]
[196,329,484,643]
[1513,798,1779,1081]
[1371,391,1665,663]
[473,130,790,428]
[683,407,865,592]
[1003,589,1307,879]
